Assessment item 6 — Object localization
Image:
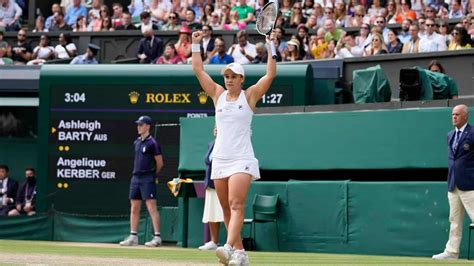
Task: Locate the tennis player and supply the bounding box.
[191,30,276,266]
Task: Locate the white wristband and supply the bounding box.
[191,44,201,53]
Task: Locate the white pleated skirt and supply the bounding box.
[202,188,224,223]
[210,157,260,181]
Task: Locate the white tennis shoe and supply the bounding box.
[216,244,234,265]
[198,241,218,250]
[432,251,458,260]
[229,249,249,266]
[145,236,162,247]
[119,235,138,246]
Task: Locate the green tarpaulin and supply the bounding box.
[352,65,392,103]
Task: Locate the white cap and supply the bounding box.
[221,63,245,77]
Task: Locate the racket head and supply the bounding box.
[256,1,278,36]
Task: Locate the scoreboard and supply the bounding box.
[38,65,310,215]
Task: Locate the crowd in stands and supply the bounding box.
[1,0,474,65]
[0,165,36,217]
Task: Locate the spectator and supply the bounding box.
[8,167,36,216]
[111,3,124,28]
[228,29,256,64]
[448,26,472,50]
[309,28,328,59]
[349,5,368,27]
[365,32,388,55]
[367,0,386,19]
[334,2,349,28]
[304,14,318,30]
[116,12,137,30]
[419,18,448,52]
[387,29,403,53]
[45,3,61,30]
[312,4,325,27]
[33,16,48,33]
[0,0,22,31]
[65,0,88,26]
[0,31,12,65]
[101,16,115,31]
[201,25,215,59]
[55,33,77,59]
[428,60,446,73]
[232,0,255,24]
[90,5,109,31]
[73,15,88,32]
[395,0,417,23]
[155,42,184,64]
[324,19,345,43]
[128,0,151,18]
[280,0,293,21]
[302,0,314,18]
[335,32,364,58]
[7,29,32,65]
[252,42,268,64]
[324,39,337,59]
[200,3,214,25]
[374,16,390,45]
[60,0,86,14]
[209,12,221,30]
[51,12,73,31]
[449,0,463,19]
[284,37,303,61]
[220,4,232,25]
[28,35,55,65]
[424,6,437,20]
[70,43,100,64]
[438,20,450,44]
[418,17,426,38]
[139,11,159,34]
[287,2,306,28]
[323,7,335,21]
[209,37,234,64]
[223,10,246,30]
[297,25,310,56]
[184,8,202,30]
[148,0,169,23]
[88,0,102,22]
[385,0,398,24]
[137,29,163,64]
[274,26,288,56]
[402,23,420,53]
[175,26,192,61]
[161,11,181,31]
[0,165,18,216]
[398,19,412,44]
[356,23,372,50]
[461,16,471,31]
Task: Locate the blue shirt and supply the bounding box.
[209,54,234,64]
[133,135,162,176]
[65,5,88,26]
[70,54,98,65]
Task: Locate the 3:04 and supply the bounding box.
[261,93,283,104]
[64,93,86,103]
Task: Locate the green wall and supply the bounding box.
[0,138,38,182]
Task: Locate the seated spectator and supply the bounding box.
[7,29,32,65]
[398,19,412,44]
[155,43,183,64]
[367,0,386,19]
[115,12,137,30]
[284,37,303,61]
[200,3,214,25]
[0,0,22,31]
[208,12,221,30]
[223,10,246,30]
[252,42,268,64]
[128,0,151,18]
[208,37,234,64]
[137,29,163,63]
[348,5,368,27]
[312,4,325,27]
[438,20,450,45]
[280,0,292,21]
[55,33,77,59]
[220,4,232,26]
[395,0,417,23]
[356,23,371,50]
[286,2,306,28]
[90,5,110,31]
[232,0,255,24]
[201,25,215,59]
[51,12,73,31]
[70,43,100,64]
[139,11,159,34]
[424,6,437,20]
[324,19,345,43]
[33,16,48,32]
[28,35,55,65]
[73,15,88,32]
[60,0,87,14]
[402,23,420,53]
[274,26,288,55]
[88,0,101,22]
[184,8,202,30]
[100,16,114,31]
[111,3,123,28]
[161,11,181,31]
[448,0,463,19]
[8,167,36,216]
[334,2,349,28]
[323,39,336,59]
[65,0,88,26]
[227,29,256,64]
[0,165,19,216]
[419,18,448,52]
[448,26,472,50]
[365,32,388,55]
[297,25,310,56]
[335,32,364,58]
[387,29,403,53]
[45,3,61,30]
[310,29,328,59]
[385,0,398,24]
[175,27,192,61]
[0,30,8,54]
[0,31,12,65]
[302,0,314,18]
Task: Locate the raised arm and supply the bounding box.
[246,32,277,109]
[191,31,224,103]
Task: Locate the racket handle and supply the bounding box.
[270,41,277,59]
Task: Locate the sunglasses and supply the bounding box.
[361,27,369,29]
[356,14,364,17]
[325,11,332,14]
[376,21,384,24]
[169,16,176,19]
[425,24,435,27]
[372,39,380,42]
[439,24,447,27]
[426,9,434,12]
[18,34,25,36]
[451,32,459,36]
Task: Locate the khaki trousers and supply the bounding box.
[445,187,474,254]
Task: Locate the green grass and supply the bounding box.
[0,240,472,265]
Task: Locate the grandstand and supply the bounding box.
[1,0,474,263]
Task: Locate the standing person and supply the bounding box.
[191,30,276,266]
[433,104,474,260]
[199,128,224,251]
[8,167,36,216]
[0,165,18,216]
[120,115,164,247]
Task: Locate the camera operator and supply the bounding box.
[9,167,36,216]
[0,165,19,216]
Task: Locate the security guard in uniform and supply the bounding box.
[120,115,164,247]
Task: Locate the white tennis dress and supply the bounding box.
[211,90,260,180]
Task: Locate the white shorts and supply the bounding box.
[202,188,224,223]
[211,157,260,181]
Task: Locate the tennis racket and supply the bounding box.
[256,0,278,59]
